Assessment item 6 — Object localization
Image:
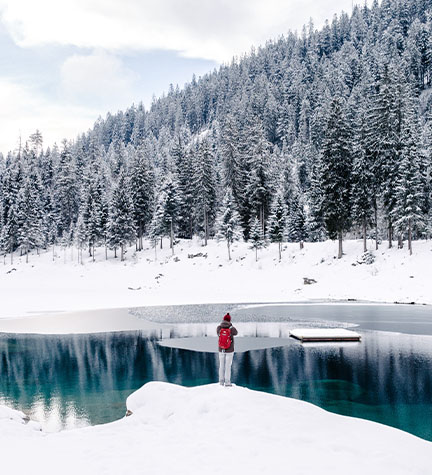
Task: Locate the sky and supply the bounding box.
[0,0,368,155]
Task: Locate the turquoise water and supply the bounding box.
[1,309,432,440]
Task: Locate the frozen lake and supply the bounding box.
[0,302,431,440]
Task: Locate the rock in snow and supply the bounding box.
[1,382,431,474]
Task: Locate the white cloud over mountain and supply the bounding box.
[60,51,138,110]
[1,0,359,62]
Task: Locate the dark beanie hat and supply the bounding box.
[223,313,231,322]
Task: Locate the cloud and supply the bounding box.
[59,51,138,110]
[0,78,98,154]
[0,0,366,62]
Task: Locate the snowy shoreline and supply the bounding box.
[1,382,431,475]
[1,238,431,323]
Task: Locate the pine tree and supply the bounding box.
[192,139,217,245]
[75,213,87,264]
[171,134,196,239]
[216,189,241,260]
[351,92,376,252]
[53,141,79,238]
[130,144,155,250]
[81,179,104,260]
[393,110,425,255]
[321,97,352,258]
[268,189,287,261]
[245,117,273,235]
[306,159,326,242]
[107,170,136,261]
[249,216,266,261]
[287,190,307,249]
[15,176,45,262]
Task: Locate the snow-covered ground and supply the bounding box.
[1,382,431,475]
[0,238,430,320]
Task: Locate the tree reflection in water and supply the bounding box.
[0,328,431,440]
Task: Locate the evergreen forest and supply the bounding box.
[1,0,432,262]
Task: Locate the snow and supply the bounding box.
[1,239,431,473]
[0,382,431,475]
[0,238,431,323]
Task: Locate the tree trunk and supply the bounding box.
[388,221,393,249]
[362,217,367,253]
[338,231,343,259]
[52,244,55,262]
[121,244,124,261]
[114,247,117,259]
[170,219,174,255]
[398,234,403,249]
[278,242,281,262]
[255,247,258,262]
[408,219,412,256]
[26,247,28,264]
[374,204,378,250]
[160,237,163,249]
[92,245,95,262]
[227,241,231,260]
[300,240,304,250]
[204,207,208,246]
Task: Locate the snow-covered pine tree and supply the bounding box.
[393,106,425,255]
[245,116,273,236]
[216,188,241,260]
[249,216,266,261]
[53,141,79,239]
[305,158,326,242]
[350,79,377,253]
[130,143,155,250]
[150,173,180,253]
[0,200,7,264]
[81,182,102,260]
[287,190,307,250]
[171,135,195,239]
[366,59,407,248]
[75,213,87,264]
[15,176,45,262]
[107,169,136,261]
[268,188,287,261]
[192,139,217,245]
[320,97,352,258]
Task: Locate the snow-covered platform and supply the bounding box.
[290,328,361,342]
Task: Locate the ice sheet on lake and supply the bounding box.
[158,336,293,353]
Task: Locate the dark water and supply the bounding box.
[1,316,432,440]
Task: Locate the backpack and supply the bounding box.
[219,327,232,350]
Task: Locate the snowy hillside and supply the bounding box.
[0,238,430,320]
[1,382,431,475]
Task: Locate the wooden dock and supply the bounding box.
[289,328,361,343]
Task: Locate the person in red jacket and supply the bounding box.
[217,313,238,386]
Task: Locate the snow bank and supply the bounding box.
[290,327,361,341]
[1,382,431,474]
[0,404,41,435]
[0,238,431,320]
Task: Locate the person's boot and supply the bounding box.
[224,381,232,387]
